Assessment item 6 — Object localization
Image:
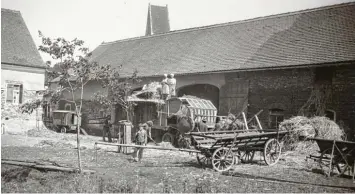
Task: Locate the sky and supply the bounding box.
[2,0,354,62]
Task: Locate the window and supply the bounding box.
[99,110,105,118]
[325,109,336,121]
[269,108,284,129]
[65,103,72,110]
[6,83,23,104]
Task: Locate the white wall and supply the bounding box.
[1,68,45,91]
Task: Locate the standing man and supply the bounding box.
[103,115,113,142]
[146,120,156,144]
[161,74,169,100]
[167,73,176,97]
[133,123,148,162]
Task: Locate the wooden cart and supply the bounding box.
[308,138,355,180]
[189,130,288,172]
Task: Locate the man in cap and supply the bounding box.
[195,118,208,132]
[145,120,157,144]
[133,123,148,162]
[103,115,113,142]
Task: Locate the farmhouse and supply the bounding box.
[48,3,355,139]
[1,8,46,107]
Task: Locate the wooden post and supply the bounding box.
[328,140,336,177]
[242,112,249,130]
[117,124,121,153]
[247,110,264,123]
[255,115,263,131]
[353,159,354,183]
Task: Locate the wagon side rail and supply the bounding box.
[310,138,355,156]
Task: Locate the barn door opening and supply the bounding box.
[219,79,249,116]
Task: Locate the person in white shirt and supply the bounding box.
[161,74,169,100]
[167,73,176,97]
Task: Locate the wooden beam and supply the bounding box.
[95,142,201,153]
[247,110,264,123]
[255,115,263,131]
[80,128,88,136]
[242,112,249,130]
[2,160,95,174]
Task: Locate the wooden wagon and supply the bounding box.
[52,110,79,133]
[188,130,288,172]
[308,138,355,180]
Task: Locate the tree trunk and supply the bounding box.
[76,79,84,173]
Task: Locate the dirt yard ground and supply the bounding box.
[1,127,355,193]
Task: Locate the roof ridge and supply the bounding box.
[101,1,355,46]
[1,8,21,13]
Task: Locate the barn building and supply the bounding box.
[49,3,355,139]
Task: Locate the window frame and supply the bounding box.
[325,109,336,121]
[65,103,72,111]
[5,83,23,104]
[269,108,285,129]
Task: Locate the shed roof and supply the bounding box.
[90,2,355,77]
[1,8,45,68]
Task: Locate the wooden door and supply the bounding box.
[219,79,249,116]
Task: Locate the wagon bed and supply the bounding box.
[189,130,288,172]
[308,138,355,180]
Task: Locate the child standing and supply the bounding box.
[133,123,148,162]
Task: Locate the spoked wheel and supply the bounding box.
[241,151,255,163]
[196,154,212,169]
[60,127,67,133]
[162,132,175,145]
[178,137,191,149]
[212,147,235,172]
[319,148,350,177]
[264,138,282,166]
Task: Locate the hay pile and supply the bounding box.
[279,116,345,151]
[140,82,162,99]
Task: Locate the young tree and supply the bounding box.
[93,68,140,122]
[36,31,114,172]
[20,32,139,172]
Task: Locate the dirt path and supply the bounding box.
[2,132,355,193]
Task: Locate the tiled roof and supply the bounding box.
[90,3,355,77]
[1,8,45,68]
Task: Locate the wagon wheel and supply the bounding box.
[60,127,67,133]
[212,147,235,172]
[264,138,281,166]
[162,132,175,145]
[178,137,191,149]
[241,151,255,163]
[319,148,349,177]
[196,154,212,169]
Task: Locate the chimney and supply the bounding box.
[145,3,170,36]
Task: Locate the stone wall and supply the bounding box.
[222,68,313,128]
